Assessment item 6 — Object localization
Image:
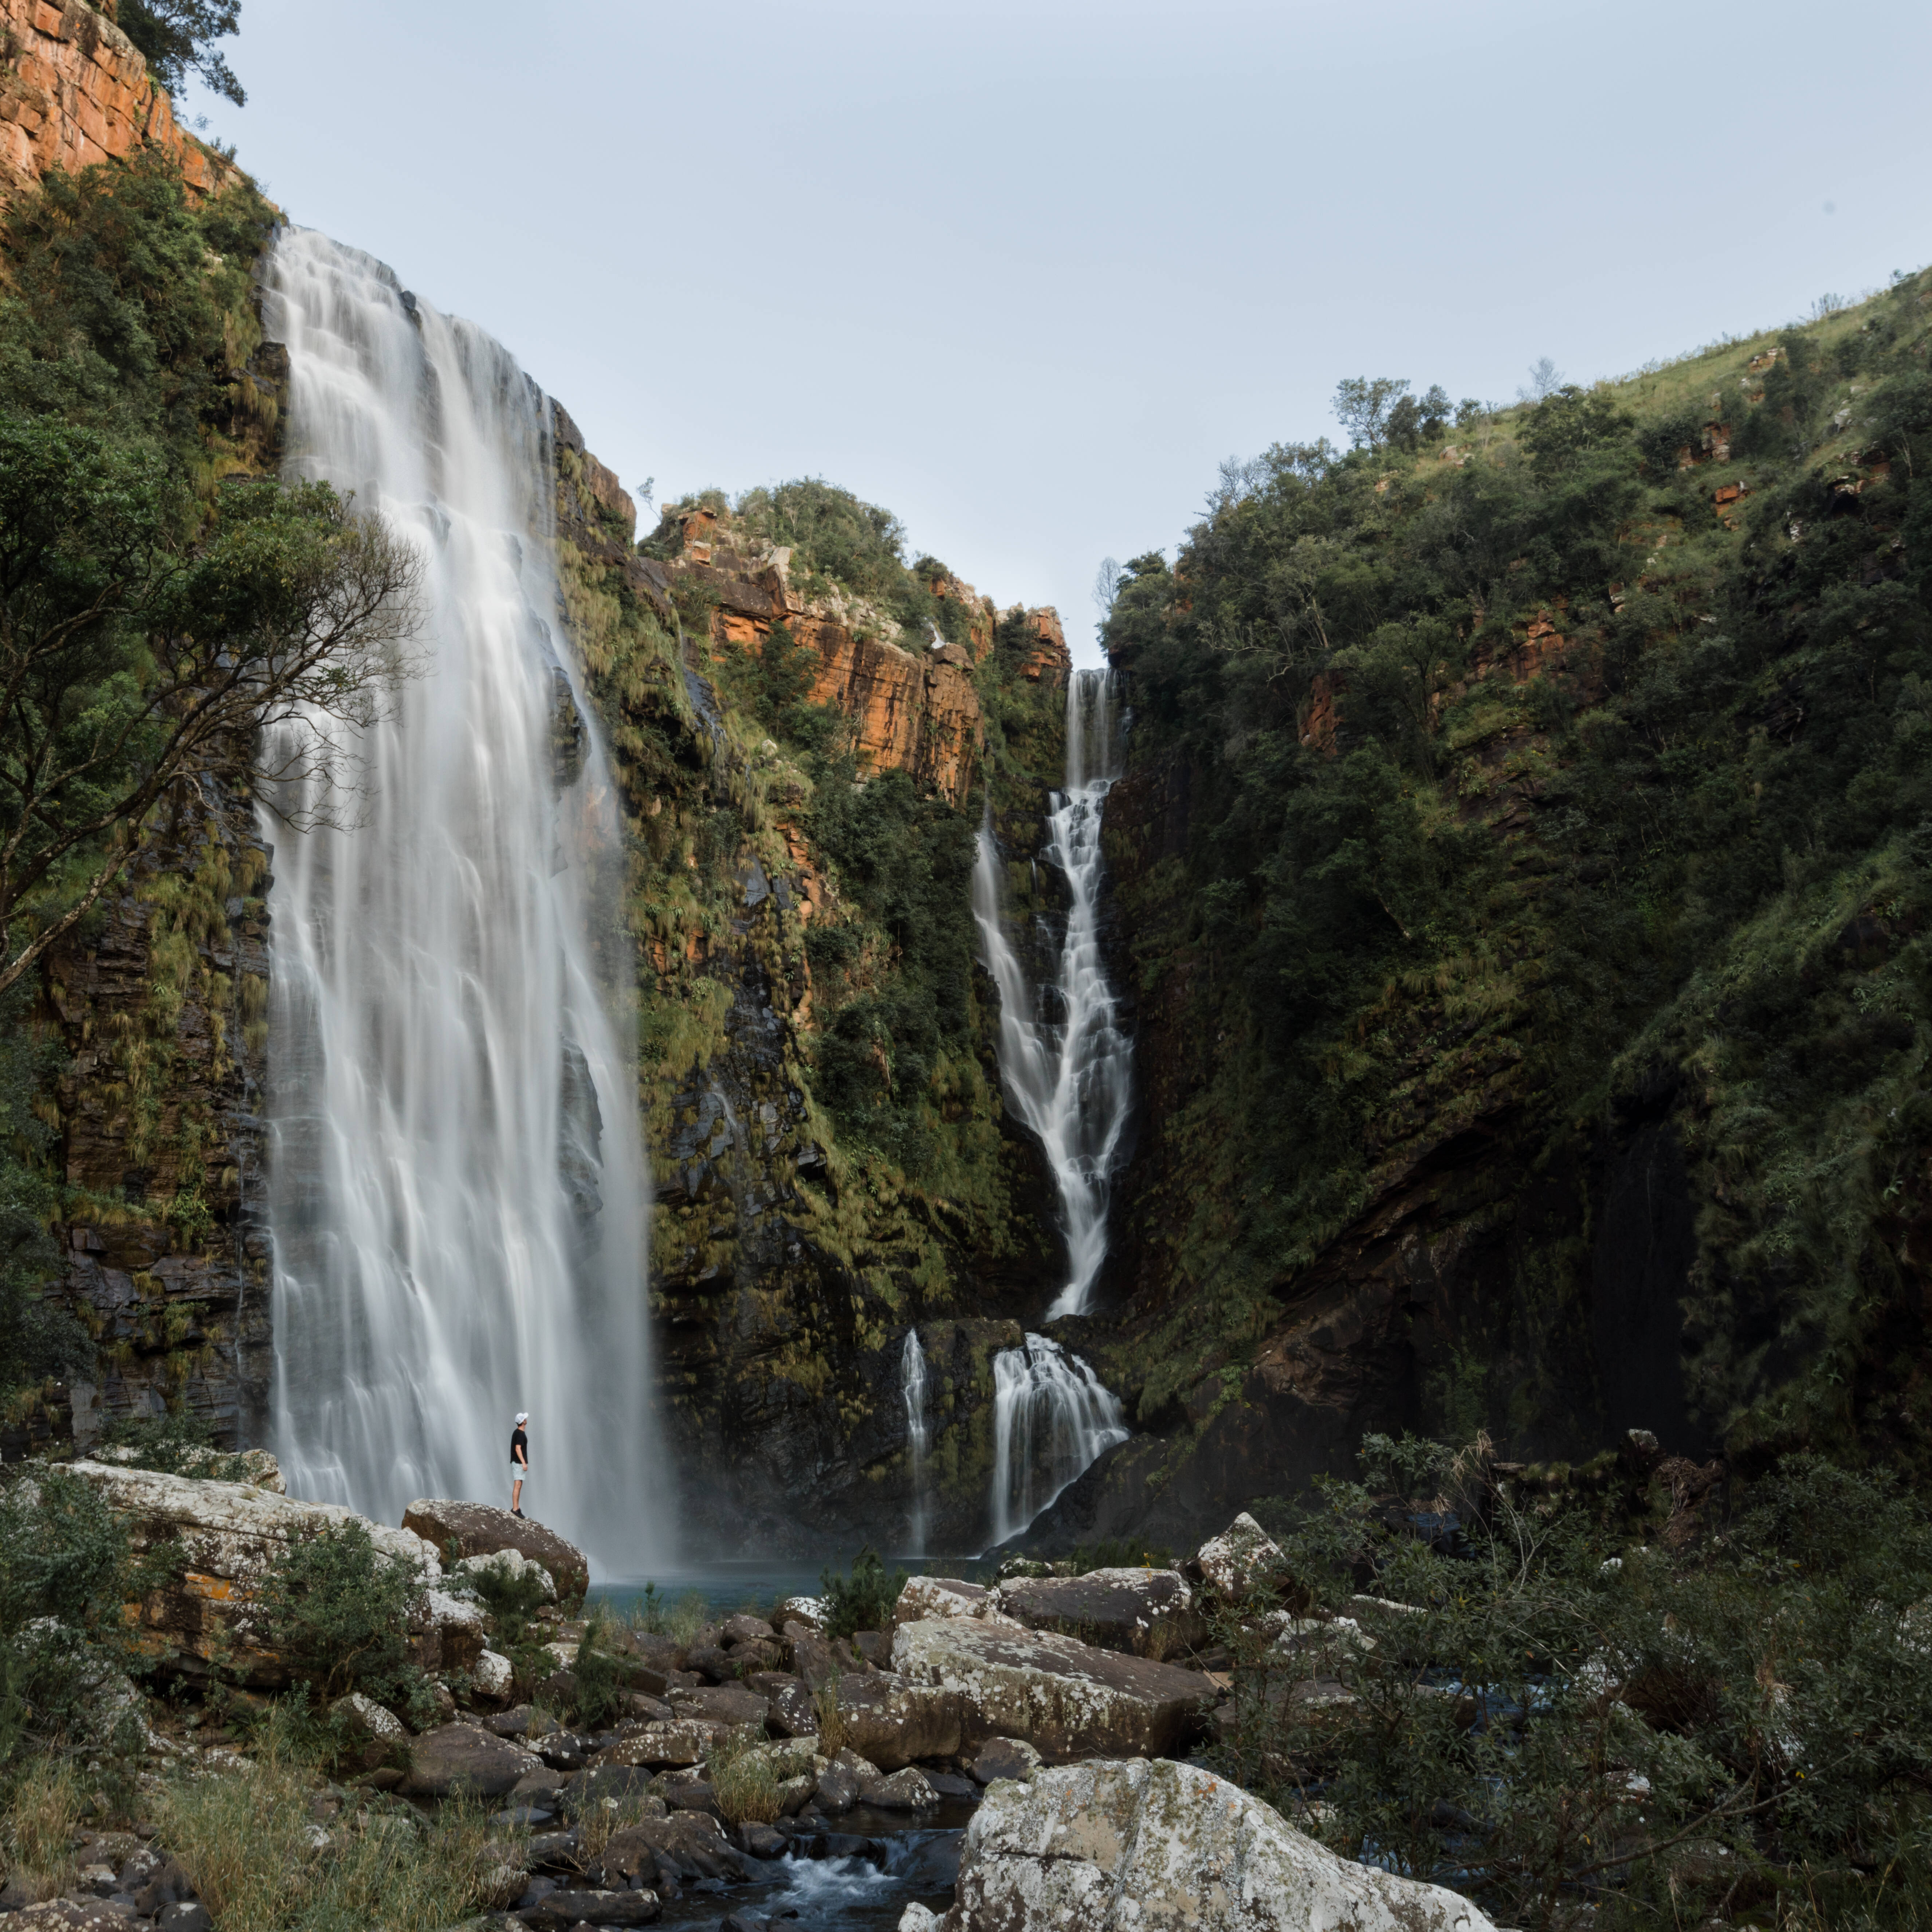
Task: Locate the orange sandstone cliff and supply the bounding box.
[1,0,238,201]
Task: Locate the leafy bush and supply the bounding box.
[818,1546,906,1640]
[1208,1442,1932,1930]
[568,1606,628,1730]
[250,1522,428,1711]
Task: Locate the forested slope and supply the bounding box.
[1046,274,1932,1546]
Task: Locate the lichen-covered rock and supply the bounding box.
[597,1720,729,1767]
[825,1670,964,1771]
[401,1723,541,1799]
[667,1683,771,1731]
[891,1619,1217,1763]
[417,1590,488,1674]
[1194,1512,1284,1602]
[329,1692,408,1770]
[993,1568,1205,1657]
[450,1547,557,1603]
[401,1499,589,1601]
[472,1649,514,1702]
[971,1735,1042,1784]
[934,1758,1497,1931]
[861,1766,940,1809]
[66,1461,440,1686]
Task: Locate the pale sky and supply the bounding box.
[182,0,1932,667]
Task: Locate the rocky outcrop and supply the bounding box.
[890,1618,1218,1762]
[915,1757,1497,1932]
[0,0,241,202]
[65,1461,455,1686]
[992,1568,1204,1657]
[400,1723,541,1799]
[400,1499,589,1602]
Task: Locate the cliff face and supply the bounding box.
[554,464,1073,1552]
[0,0,236,201]
[1020,277,1932,1554]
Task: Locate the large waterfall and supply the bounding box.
[260,231,657,1572]
[974,668,1135,1547]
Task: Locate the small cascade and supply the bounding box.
[986,1333,1129,1548]
[900,1327,930,1554]
[972,669,1133,1320]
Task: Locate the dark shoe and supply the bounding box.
[513,1509,525,1518]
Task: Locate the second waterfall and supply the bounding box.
[973,668,1134,1546]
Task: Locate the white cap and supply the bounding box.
[515,1412,529,1424]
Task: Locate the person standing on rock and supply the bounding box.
[510,1411,530,1518]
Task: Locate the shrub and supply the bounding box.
[819,1546,905,1640]
[810,1676,845,1756]
[0,1756,82,1900]
[250,1522,428,1711]
[708,1726,781,1826]
[568,1606,628,1730]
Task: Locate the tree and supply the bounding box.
[1093,556,1123,615]
[1384,384,1452,452]
[1332,377,1409,451]
[0,414,425,1000]
[1518,355,1564,401]
[117,0,246,108]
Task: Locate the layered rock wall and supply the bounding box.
[0,0,238,201]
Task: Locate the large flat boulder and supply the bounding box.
[924,1757,1497,1931]
[891,1619,1217,1763]
[1194,1512,1283,1602]
[993,1569,1206,1658]
[827,1671,963,1770]
[65,1462,441,1688]
[401,1723,541,1799]
[666,1683,771,1730]
[401,1499,589,1601]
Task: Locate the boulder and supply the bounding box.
[620,1811,743,1883]
[892,1575,1009,1631]
[471,1649,514,1702]
[778,1595,826,1628]
[971,1735,1042,1784]
[891,1620,1217,1763]
[450,1547,557,1603]
[559,1766,657,1816]
[400,1499,589,1602]
[599,1825,663,1888]
[861,1767,939,1809]
[993,1569,1206,1658]
[815,1762,860,1813]
[721,1613,774,1644]
[522,1889,658,1926]
[63,1462,441,1688]
[328,1692,408,1770]
[416,1590,488,1674]
[597,1719,729,1767]
[401,1723,541,1799]
[745,1670,817,1737]
[827,1671,963,1770]
[667,1683,771,1730]
[934,1758,1498,1931]
[1194,1513,1283,1602]
[791,1631,856,1687]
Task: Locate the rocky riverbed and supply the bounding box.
[0,1463,1492,1932]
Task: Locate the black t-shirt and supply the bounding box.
[511,1426,528,1465]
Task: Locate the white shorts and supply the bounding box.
[512,1464,530,1480]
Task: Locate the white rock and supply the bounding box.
[472,1649,514,1700]
[942,1757,1498,1931]
[899,1907,942,1932]
[1195,1512,1283,1601]
[779,1594,829,1629]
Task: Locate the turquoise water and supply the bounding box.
[586,1553,986,1622]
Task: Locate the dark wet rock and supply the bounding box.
[620,1812,745,1884]
[521,1888,658,1926]
[559,1766,657,1815]
[993,1568,1206,1658]
[659,1781,720,1819]
[924,1770,978,1799]
[745,1670,816,1736]
[402,1724,540,1799]
[667,1683,770,1730]
[852,1630,888,1666]
[684,1644,738,1683]
[827,1672,963,1771]
[814,1762,860,1813]
[738,1822,786,1858]
[722,1614,775,1644]
[859,1767,939,1809]
[971,1735,1043,1784]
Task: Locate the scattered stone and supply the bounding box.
[971,1735,1042,1784]
[775,1774,813,1817]
[599,1824,663,1888]
[558,1766,657,1817]
[925,1771,977,1800]
[400,1499,589,1602]
[722,1613,775,1645]
[939,1758,1498,1931]
[400,1724,540,1799]
[509,1768,568,1800]
[789,1632,849,1687]
[617,1810,743,1883]
[157,1909,213,1932]
[814,1762,860,1813]
[659,1778,719,1817]
[685,1644,738,1683]
[449,1546,557,1602]
[521,1888,659,1926]
[488,1704,559,1739]
[1194,1512,1284,1602]
[891,1620,1218,1762]
[860,1767,939,1810]
[739,1821,787,1858]
[993,1569,1205,1658]
[777,1595,826,1628]
[745,1671,816,1736]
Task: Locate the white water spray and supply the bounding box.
[261,230,657,1572]
[900,1327,930,1554]
[987,1333,1129,1548]
[971,668,1133,1320]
